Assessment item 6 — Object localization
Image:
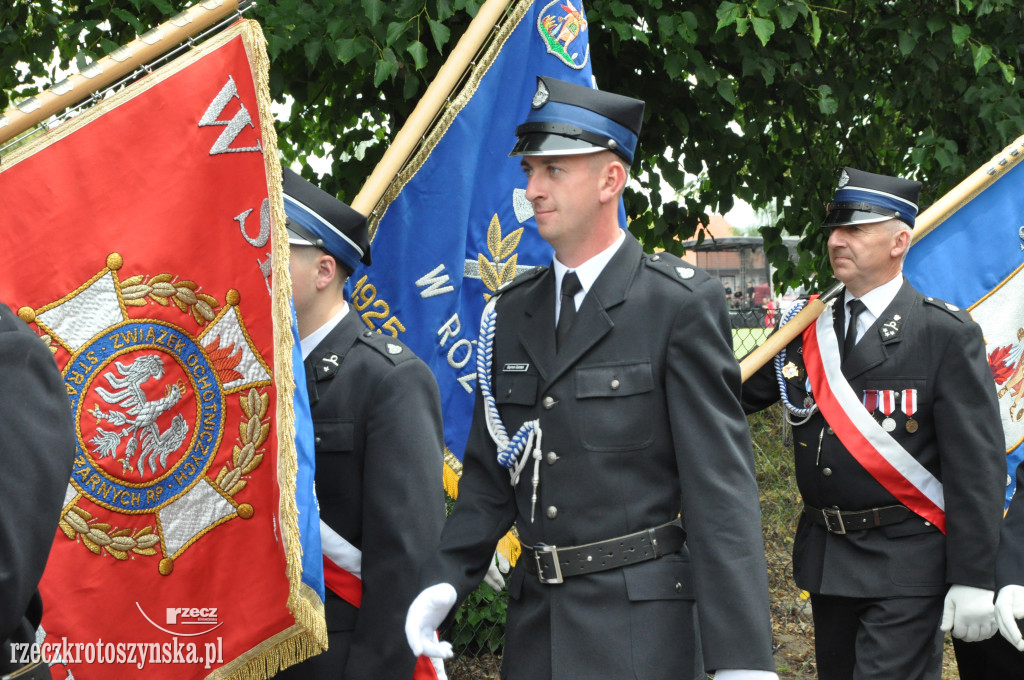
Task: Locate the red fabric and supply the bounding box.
[0,29,298,678]
[322,558,441,679]
[802,321,947,532]
[322,556,362,608]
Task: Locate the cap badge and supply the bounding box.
[837,169,850,188]
[532,79,550,109]
[676,267,695,280]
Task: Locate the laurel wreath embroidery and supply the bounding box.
[120,273,220,326]
[58,505,160,560]
[213,387,268,496]
[478,214,523,301]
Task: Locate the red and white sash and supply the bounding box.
[801,303,946,532]
[320,521,447,679]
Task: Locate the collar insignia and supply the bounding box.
[880,317,901,340]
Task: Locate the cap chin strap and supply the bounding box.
[286,219,326,250]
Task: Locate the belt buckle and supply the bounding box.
[822,507,846,535]
[534,544,563,584]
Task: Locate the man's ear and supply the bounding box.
[892,227,912,260]
[314,253,340,291]
[598,157,627,204]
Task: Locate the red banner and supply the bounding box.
[0,21,324,679]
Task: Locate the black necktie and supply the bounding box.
[556,272,582,351]
[843,299,867,361]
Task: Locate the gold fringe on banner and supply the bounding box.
[218,19,329,679]
[375,0,536,568]
[367,0,534,239]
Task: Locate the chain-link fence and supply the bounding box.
[440,318,820,679]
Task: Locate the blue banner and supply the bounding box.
[348,0,599,484]
[291,303,324,600]
[904,144,1024,507]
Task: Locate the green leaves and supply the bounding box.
[5,0,1023,294]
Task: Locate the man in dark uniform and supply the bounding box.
[405,76,778,680]
[743,167,1006,679]
[274,168,446,680]
[1,302,76,679]
[987,460,1024,674]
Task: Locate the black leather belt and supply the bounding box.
[804,504,915,535]
[520,518,685,584]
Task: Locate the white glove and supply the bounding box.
[940,584,997,642]
[483,549,511,591]
[714,670,779,679]
[995,584,1024,651]
[405,583,457,658]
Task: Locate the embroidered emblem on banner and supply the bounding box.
[537,0,590,69]
[476,214,525,301]
[24,254,273,576]
[973,266,1024,444]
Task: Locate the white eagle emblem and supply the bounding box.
[90,354,190,477]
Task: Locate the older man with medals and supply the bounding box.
[743,167,1006,679]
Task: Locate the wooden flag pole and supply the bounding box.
[738,282,842,382]
[348,0,513,217]
[739,133,1024,382]
[0,0,240,146]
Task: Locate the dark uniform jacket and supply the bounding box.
[0,302,76,675]
[302,310,445,680]
[743,278,1005,598]
[998,460,1024,590]
[420,234,776,678]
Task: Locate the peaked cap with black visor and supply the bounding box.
[282,166,371,276]
[509,76,645,164]
[822,167,922,229]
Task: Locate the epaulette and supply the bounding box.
[495,264,547,296]
[922,296,971,322]
[642,252,708,290]
[356,330,415,365]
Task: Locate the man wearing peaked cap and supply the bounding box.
[275,167,447,680]
[407,77,779,679]
[743,166,1006,679]
[282,166,371,274]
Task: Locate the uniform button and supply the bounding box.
[546,506,558,519]
[610,379,620,390]
[651,255,660,262]
[822,467,833,477]
[315,436,322,445]
[542,396,556,410]
[545,451,559,465]
[675,582,682,593]
[826,427,834,435]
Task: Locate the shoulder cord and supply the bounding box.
[774,300,818,426]
[477,298,544,492]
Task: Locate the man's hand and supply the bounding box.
[405,583,457,658]
[940,584,997,642]
[995,585,1024,651]
[483,550,510,591]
